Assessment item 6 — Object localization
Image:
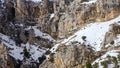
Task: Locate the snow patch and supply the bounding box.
[33,27,55,42]
[92,50,120,68]
[50,15,120,52]
[26,0,42,2]
[26,0,54,3]
[81,0,97,4]
[24,26,55,42]
[0,33,47,62]
[50,13,55,18]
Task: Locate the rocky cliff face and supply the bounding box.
[0,0,54,47]
[0,41,16,68]
[102,22,120,47]
[1,0,120,39]
[39,0,120,68]
[0,0,54,68]
[57,0,120,38]
[0,41,8,68]
[39,43,105,68]
[0,0,120,68]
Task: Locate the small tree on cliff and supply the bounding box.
[86,60,92,68]
[23,47,31,58]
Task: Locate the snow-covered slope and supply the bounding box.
[51,15,120,52]
[0,26,55,63]
[0,33,47,62]
[92,50,120,68]
[25,26,55,42]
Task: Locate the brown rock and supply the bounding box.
[39,43,103,68]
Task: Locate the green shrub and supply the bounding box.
[112,57,118,68]
[110,41,115,45]
[106,55,111,59]
[24,30,29,37]
[45,50,51,55]
[23,47,31,58]
[106,55,112,63]
[38,55,46,64]
[86,60,92,68]
[82,36,86,41]
[93,62,98,68]
[112,57,118,64]
[35,36,42,40]
[117,53,120,61]
[101,60,108,68]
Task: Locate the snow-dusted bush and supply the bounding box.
[82,36,86,41]
[23,47,31,58]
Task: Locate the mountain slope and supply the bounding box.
[51,15,120,53]
[0,0,120,68]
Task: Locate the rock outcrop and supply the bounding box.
[0,0,54,67]
[0,0,54,46]
[1,0,120,39]
[102,22,120,46]
[57,0,120,38]
[39,43,105,68]
[0,41,16,68]
[0,41,8,68]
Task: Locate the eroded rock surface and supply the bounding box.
[40,43,104,68]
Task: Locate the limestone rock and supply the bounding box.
[110,23,120,34]
[102,23,120,46]
[39,43,104,68]
[0,42,8,68]
[57,0,120,38]
[103,32,116,46]
[0,41,15,68]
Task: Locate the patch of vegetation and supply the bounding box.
[85,60,92,68]
[24,30,29,37]
[31,63,36,68]
[81,0,89,3]
[106,55,112,64]
[35,36,48,41]
[101,60,108,68]
[106,55,111,59]
[82,36,87,41]
[93,62,98,68]
[38,55,46,64]
[112,56,118,68]
[71,41,78,44]
[23,47,31,58]
[110,41,115,45]
[45,50,51,55]
[112,57,118,64]
[117,53,120,61]
[35,36,42,40]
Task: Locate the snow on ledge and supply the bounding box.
[92,50,120,68]
[26,0,54,3]
[26,0,42,3]
[81,0,97,4]
[0,33,47,62]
